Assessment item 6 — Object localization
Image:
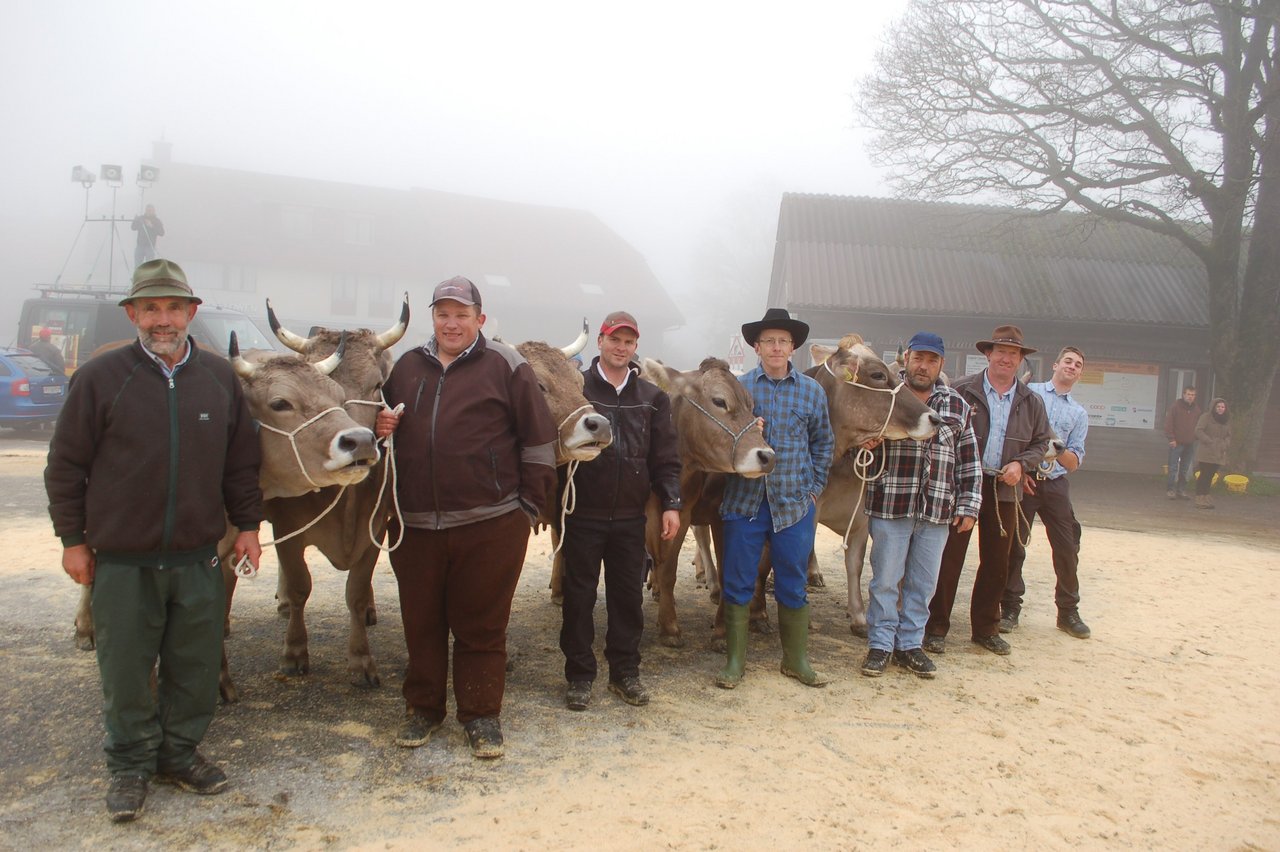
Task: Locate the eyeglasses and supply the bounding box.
[757,337,793,348]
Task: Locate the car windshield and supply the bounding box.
[8,353,57,376]
[198,312,279,353]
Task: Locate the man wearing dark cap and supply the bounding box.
[29,327,66,374]
[45,258,263,822]
[925,325,1052,656]
[558,311,682,711]
[376,276,558,759]
[859,332,983,678]
[716,308,834,689]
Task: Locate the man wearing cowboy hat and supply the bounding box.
[45,258,263,821]
[716,308,834,689]
[924,325,1052,656]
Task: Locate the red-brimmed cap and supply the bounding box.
[599,310,639,336]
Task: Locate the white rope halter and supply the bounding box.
[254,406,352,491]
[550,403,599,558]
[680,397,763,466]
[822,360,909,551]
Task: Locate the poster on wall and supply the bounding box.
[1071,361,1159,429]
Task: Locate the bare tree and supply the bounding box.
[860,0,1280,473]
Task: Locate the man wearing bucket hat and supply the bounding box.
[924,325,1052,656]
[716,308,834,689]
[45,258,263,822]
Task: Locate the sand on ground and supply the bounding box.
[0,446,1276,850]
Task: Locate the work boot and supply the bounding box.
[777,604,830,687]
[716,602,750,689]
[396,709,444,747]
[999,608,1020,633]
[463,716,504,759]
[154,752,228,795]
[105,775,148,823]
[565,681,592,711]
[1057,610,1092,639]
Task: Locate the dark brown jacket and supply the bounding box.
[1164,398,1203,446]
[384,334,557,529]
[44,339,263,565]
[951,371,1052,502]
[568,359,682,521]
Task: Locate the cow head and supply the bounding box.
[642,357,775,478]
[808,335,940,457]
[517,328,613,463]
[266,295,409,434]
[229,332,380,500]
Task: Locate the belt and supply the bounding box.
[1034,471,1061,481]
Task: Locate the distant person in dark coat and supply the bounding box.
[1163,386,1202,499]
[131,204,165,267]
[29,328,66,374]
[1193,398,1231,509]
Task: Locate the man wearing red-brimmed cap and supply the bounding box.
[558,310,681,712]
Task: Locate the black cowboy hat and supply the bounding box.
[741,308,809,347]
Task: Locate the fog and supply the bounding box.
[0,0,906,364]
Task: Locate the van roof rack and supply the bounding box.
[32,283,130,300]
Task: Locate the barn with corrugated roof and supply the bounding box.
[768,193,1279,474]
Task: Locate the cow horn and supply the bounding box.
[560,318,589,358]
[266,298,313,353]
[374,294,410,351]
[314,332,346,376]
[229,331,258,378]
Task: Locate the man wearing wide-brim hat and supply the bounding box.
[924,324,1053,657]
[45,258,263,822]
[715,307,834,689]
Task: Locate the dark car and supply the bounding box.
[0,347,68,429]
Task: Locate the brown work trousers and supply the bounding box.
[389,509,531,724]
[927,475,1020,640]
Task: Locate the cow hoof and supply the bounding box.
[219,681,240,704]
[749,618,774,635]
[351,670,380,688]
[708,590,721,604]
[75,633,96,652]
[807,574,826,589]
[659,633,685,649]
[849,622,868,638]
[280,658,310,677]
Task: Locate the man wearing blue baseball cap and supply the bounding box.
[858,332,982,678]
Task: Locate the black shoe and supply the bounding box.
[998,609,1020,633]
[565,681,593,711]
[463,716,504,759]
[922,634,946,655]
[1057,611,1092,639]
[608,676,650,706]
[154,752,228,795]
[106,775,147,823]
[861,648,891,677]
[395,710,444,747]
[892,648,937,678]
[972,634,1012,655]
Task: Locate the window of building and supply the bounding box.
[368,277,397,318]
[345,214,375,246]
[332,273,358,316]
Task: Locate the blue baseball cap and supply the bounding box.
[906,332,945,357]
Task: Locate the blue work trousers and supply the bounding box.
[722,499,816,609]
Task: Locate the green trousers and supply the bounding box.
[91,557,225,777]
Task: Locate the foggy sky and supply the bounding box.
[0,0,907,358]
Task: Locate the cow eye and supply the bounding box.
[869,371,886,382]
[712,396,728,410]
[268,398,294,412]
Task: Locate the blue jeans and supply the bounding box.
[1166,444,1196,491]
[867,516,950,652]
[722,500,816,609]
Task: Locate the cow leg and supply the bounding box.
[549,543,565,606]
[276,539,312,676]
[276,569,289,619]
[692,525,710,588]
[219,560,241,702]
[845,524,871,637]
[74,585,95,650]
[749,544,774,634]
[653,524,689,647]
[807,548,826,588]
[343,554,381,688]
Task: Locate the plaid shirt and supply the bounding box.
[721,364,834,532]
[865,376,983,524]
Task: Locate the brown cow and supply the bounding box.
[73,336,378,661]
[639,357,777,647]
[246,299,408,699]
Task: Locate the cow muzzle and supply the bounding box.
[561,411,613,461]
[323,427,380,481]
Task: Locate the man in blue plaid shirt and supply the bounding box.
[860,332,982,679]
[717,308,834,689]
